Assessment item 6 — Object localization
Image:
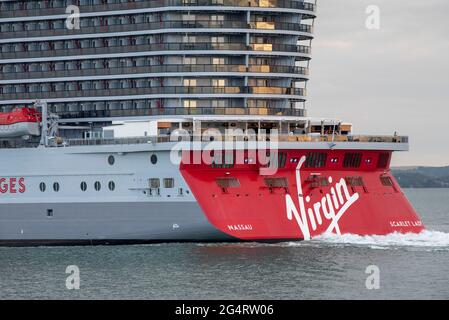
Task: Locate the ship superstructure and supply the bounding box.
[0,0,424,245]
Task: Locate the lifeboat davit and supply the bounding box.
[0,107,41,138]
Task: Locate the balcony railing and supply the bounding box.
[0,20,313,41]
[56,107,307,120]
[0,42,311,60]
[0,0,317,19]
[0,64,309,81]
[0,86,306,101]
[64,134,408,147]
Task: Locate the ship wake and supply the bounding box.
[291,230,449,251]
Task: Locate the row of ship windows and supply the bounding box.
[1,99,286,114]
[210,152,390,169]
[1,0,230,11]
[1,0,315,14]
[0,14,284,32]
[0,57,247,73]
[0,35,295,53]
[39,181,116,192]
[107,154,157,165]
[0,80,292,94]
[37,178,181,192]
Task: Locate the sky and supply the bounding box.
[307,0,449,166]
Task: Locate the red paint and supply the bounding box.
[18,177,26,193]
[180,150,424,241]
[9,177,17,193]
[0,107,41,125]
[0,177,26,194]
[0,178,7,194]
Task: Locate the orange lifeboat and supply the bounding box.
[0,107,41,138]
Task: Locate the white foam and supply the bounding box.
[296,230,449,250]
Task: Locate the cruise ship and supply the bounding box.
[0,0,424,245]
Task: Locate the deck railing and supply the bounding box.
[64,134,408,147]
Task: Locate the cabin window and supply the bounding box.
[164,178,174,188]
[377,153,390,169]
[108,155,115,165]
[53,182,60,192]
[80,181,87,191]
[149,178,160,189]
[47,209,53,217]
[39,182,46,192]
[305,152,327,168]
[343,153,362,168]
[150,154,158,165]
[94,181,101,191]
[108,181,115,191]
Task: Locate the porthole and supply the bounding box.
[150,154,158,165]
[108,181,115,191]
[53,182,60,192]
[39,182,46,192]
[108,155,115,165]
[94,181,101,191]
[80,181,87,192]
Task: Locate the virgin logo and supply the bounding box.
[285,156,359,240]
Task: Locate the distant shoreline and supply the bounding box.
[392,166,449,189]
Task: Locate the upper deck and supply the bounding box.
[0,113,409,152]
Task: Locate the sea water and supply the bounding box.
[0,189,448,299]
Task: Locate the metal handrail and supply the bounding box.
[0,20,313,40]
[56,107,307,119]
[0,86,307,99]
[1,42,311,55]
[64,134,409,147]
[0,64,309,80]
[0,0,317,18]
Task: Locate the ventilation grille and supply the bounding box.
[216,177,240,188]
[343,153,362,168]
[380,176,394,187]
[345,176,364,186]
[264,177,289,188]
[305,152,327,168]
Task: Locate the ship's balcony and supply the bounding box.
[0,86,306,101]
[0,64,309,81]
[0,20,313,41]
[55,107,307,120]
[0,42,311,61]
[0,0,316,20]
